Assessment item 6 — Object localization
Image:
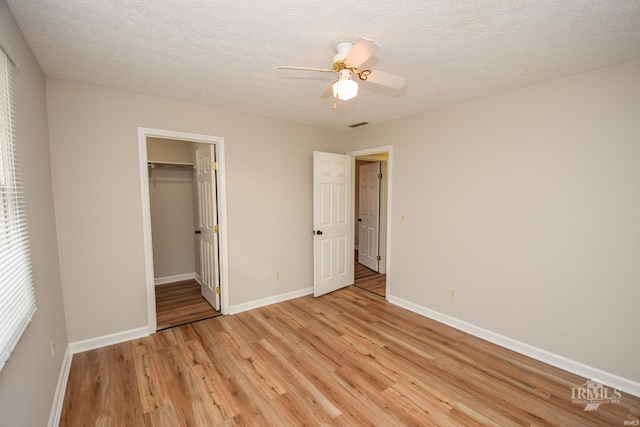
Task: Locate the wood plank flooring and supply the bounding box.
[61,286,640,426]
[354,262,386,298]
[155,280,221,330]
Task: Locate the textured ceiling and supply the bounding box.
[6,1,640,131]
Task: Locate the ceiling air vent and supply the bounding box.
[349,121,369,128]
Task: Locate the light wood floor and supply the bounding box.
[155,280,221,330]
[354,262,386,298]
[61,286,639,426]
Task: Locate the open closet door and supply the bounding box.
[313,151,352,297]
[196,145,220,310]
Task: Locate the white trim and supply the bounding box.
[138,127,230,334]
[213,140,230,315]
[47,346,72,427]
[378,161,388,275]
[388,295,640,398]
[347,146,393,299]
[154,272,196,286]
[228,287,313,315]
[137,131,157,332]
[68,327,150,354]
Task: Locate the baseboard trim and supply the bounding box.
[154,272,196,285]
[68,326,151,354]
[47,345,73,427]
[387,295,640,398]
[228,287,313,315]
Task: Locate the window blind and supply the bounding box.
[0,48,36,371]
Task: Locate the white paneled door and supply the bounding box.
[358,162,381,272]
[196,145,220,310]
[313,152,352,297]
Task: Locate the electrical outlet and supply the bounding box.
[274,271,280,280]
[450,289,456,299]
[50,339,55,359]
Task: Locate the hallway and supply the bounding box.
[354,256,385,298]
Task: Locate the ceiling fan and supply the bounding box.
[278,37,407,107]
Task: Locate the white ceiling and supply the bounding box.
[6,1,640,131]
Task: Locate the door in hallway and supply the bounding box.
[358,162,381,272]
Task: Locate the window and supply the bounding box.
[0,48,36,371]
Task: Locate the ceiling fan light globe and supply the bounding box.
[332,79,358,101]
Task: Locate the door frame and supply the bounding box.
[347,145,392,298]
[138,127,229,333]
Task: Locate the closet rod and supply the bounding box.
[147,161,194,169]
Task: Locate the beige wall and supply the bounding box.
[346,61,640,382]
[148,171,196,279]
[46,80,344,342]
[147,137,193,164]
[0,1,68,426]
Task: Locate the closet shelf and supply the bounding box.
[147,161,194,169]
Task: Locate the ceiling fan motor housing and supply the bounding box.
[333,42,353,71]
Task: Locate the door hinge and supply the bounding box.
[214,225,219,233]
[211,161,217,170]
[216,286,220,295]
[378,173,383,180]
[376,255,381,261]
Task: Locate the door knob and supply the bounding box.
[357,218,362,222]
[314,230,323,235]
[195,230,202,235]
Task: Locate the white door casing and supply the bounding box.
[348,145,393,298]
[313,151,353,297]
[196,145,220,310]
[139,127,228,333]
[358,162,381,272]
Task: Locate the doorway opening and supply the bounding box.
[349,147,391,298]
[138,128,229,333]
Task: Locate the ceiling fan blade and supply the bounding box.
[319,82,334,98]
[361,70,407,89]
[278,66,334,73]
[344,37,380,68]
